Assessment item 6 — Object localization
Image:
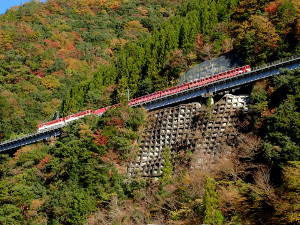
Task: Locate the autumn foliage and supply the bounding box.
[93,130,108,146]
[265,1,281,13]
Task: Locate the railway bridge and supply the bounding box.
[1,55,300,153]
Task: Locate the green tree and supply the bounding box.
[161,147,173,185]
[0,204,24,225]
[45,184,96,225]
[202,176,224,225]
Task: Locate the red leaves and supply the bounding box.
[105,117,124,127]
[93,130,108,146]
[44,39,60,49]
[31,70,45,78]
[265,1,280,14]
[195,33,204,49]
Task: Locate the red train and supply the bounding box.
[128,65,251,106]
[37,65,251,132]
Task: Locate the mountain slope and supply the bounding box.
[0,0,179,141]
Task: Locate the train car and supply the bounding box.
[177,83,189,92]
[128,98,138,106]
[37,109,95,132]
[64,109,94,123]
[245,65,251,72]
[37,118,65,132]
[94,107,109,115]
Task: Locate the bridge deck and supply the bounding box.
[0,129,61,153]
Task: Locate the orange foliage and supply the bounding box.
[137,6,149,16]
[44,39,60,48]
[32,43,45,55]
[30,199,44,211]
[8,145,35,166]
[51,70,65,78]
[48,0,64,14]
[57,47,76,58]
[67,0,108,15]
[70,31,83,42]
[219,186,247,214]
[105,117,124,127]
[105,48,114,57]
[94,56,110,65]
[37,155,52,169]
[264,1,281,14]
[101,150,126,174]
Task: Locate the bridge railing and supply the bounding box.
[251,55,300,72]
[0,132,36,146]
[0,128,60,148]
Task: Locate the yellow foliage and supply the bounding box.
[236,14,280,59]
[106,0,121,10]
[41,75,60,90]
[42,98,61,115]
[290,0,300,12]
[41,59,54,70]
[124,20,147,31]
[123,20,148,39]
[64,58,88,71]
[0,31,14,50]
[296,16,300,41]
[250,15,279,47]
[110,38,128,48]
[70,0,108,15]
[79,124,93,139]
[282,161,300,191]
[20,81,38,94]
[51,31,69,46]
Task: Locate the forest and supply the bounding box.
[0,0,299,224]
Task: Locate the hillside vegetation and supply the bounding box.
[0,0,299,224]
[0,0,180,141]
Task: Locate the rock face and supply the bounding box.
[179,53,243,84]
[128,94,249,177]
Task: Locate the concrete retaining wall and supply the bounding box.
[128,94,248,177]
